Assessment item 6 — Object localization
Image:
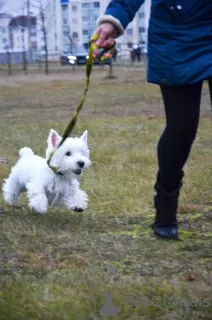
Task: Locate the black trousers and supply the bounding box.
[156,79,212,193]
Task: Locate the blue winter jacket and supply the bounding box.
[103,0,212,85]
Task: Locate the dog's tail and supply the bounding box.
[19,147,34,158]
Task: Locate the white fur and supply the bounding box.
[2,129,91,214]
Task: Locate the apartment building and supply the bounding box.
[8,16,38,51]
[0,14,46,54]
[0,13,11,51]
[61,0,151,51]
[45,0,63,53]
[1,0,151,56]
[66,0,104,48]
[125,0,151,46]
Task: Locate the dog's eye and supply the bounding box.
[65,151,72,156]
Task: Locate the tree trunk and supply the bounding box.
[41,10,48,75]
[22,51,27,75]
[7,51,12,76]
[44,36,48,75]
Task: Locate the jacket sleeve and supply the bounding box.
[97,0,145,35]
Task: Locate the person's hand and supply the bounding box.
[94,23,119,48]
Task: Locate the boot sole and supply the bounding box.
[155,234,179,241]
[154,231,179,240]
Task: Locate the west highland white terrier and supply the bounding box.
[2,129,91,214]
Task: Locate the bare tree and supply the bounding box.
[39,1,48,74]
[6,49,11,75]
[21,26,27,74]
[0,0,6,10]
[0,1,12,75]
[21,7,28,74]
[26,0,31,63]
[67,27,74,54]
[31,0,49,75]
[66,25,75,73]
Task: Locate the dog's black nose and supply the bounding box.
[77,161,84,168]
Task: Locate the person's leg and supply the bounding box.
[153,81,203,239]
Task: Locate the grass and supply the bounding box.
[0,67,211,319]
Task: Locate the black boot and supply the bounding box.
[152,181,183,240]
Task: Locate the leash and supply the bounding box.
[47,34,115,173]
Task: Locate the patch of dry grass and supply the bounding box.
[0,68,211,319]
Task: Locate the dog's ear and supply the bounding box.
[80,130,88,143]
[48,129,61,148]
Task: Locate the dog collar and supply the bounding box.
[56,171,65,177]
[47,160,65,177]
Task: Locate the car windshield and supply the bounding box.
[67,45,87,55]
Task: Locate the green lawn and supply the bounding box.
[0,67,211,319]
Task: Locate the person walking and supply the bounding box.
[93,0,212,240]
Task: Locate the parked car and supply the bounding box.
[60,46,112,66]
[60,45,89,65]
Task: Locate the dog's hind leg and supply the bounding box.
[2,169,21,205]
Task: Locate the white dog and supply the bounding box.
[2,129,91,214]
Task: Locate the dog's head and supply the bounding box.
[46,129,91,177]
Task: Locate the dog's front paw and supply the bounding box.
[73,190,88,212]
[73,207,84,213]
[29,194,48,214]
[65,190,88,213]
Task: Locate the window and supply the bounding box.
[72,18,77,24]
[31,41,37,49]
[126,28,133,35]
[93,2,100,8]
[72,5,77,12]
[93,15,98,21]
[82,29,88,36]
[63,18,68,24]
[62,4,68,12]
[139,27,145,33]
[82,3,90,9]
[30,26,36,33]
[82,16,88,22]
[72,32,78,38]
[2,38,7,43]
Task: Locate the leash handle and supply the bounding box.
[47,34,116,173]
[89,34,116,64]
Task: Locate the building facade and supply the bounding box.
[45,0,63,53]
[0,0,151,57]
[61,0,151,52]
[0,13,11,51]
[9,16,38,51]
[0,14,44,53]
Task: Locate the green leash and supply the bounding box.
[47,34,115,173]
